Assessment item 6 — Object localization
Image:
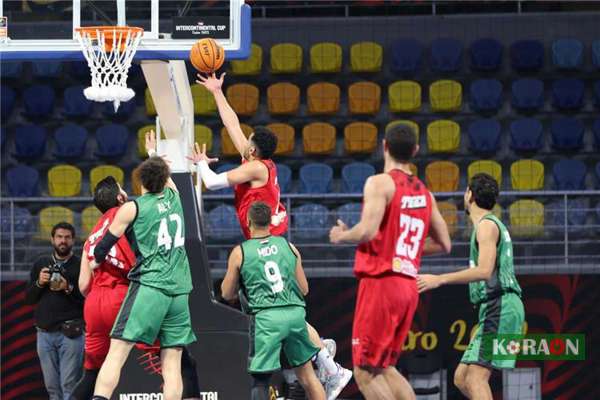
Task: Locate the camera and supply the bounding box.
[49,262,64,290]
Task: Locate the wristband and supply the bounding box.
[94,231,120,264]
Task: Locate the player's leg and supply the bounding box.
[382,366,416,400]
[93,338,135,398]
[250,373,272,400]
[161,347,184,400]
[353,366,396,400]
[181,346,202,400]
[464,364,492,400]
[307,322,344,382]
[294,360,326,400]
[453,363,470,397]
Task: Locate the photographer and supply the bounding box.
[25,222,85,400]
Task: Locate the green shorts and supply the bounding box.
[111,282,196,348]
[248,306,319,374]
[461,292,525,369]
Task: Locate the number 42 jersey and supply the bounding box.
[354,170,432,279]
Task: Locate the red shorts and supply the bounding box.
[352,274,418,369]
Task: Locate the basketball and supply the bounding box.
[189,38,225,73]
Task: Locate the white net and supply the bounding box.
[75,26,143,111]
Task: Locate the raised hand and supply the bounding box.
[145,130,157,156]
[186,142,219,165]
[196,72,226,94]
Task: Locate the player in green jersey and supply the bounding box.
[417,173,524,400]
[221,201,329,400]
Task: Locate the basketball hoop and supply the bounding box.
[75,26,143,111]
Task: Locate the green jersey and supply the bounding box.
[240,236,305,314]
[127,187,192,295]
[469,214,522,305]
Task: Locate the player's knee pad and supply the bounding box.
[71,368,99,400]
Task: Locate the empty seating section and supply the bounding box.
[95,124,129,158]
[429,80,462,112]
[438,202,459,237]
[231,43,262,75]
[430,38,463,72]
[64,85,93,118]
[510,118,543,152]
[342,162,375,193]
[344,122,377,154]
[207,204,241,240]
[510,200,544,237]
[191,84,217,115]
[511,160,545,191]
[277,164,292,193]
[468,119,501,154]
[552,39,583,69]
[81,206,102,237]
[54,124,87,158]
[293,203,330,239]
[267,123,295,155]
[427,120,460,153]
[511,79,544,112]
[310,42,342,73]
[552,79,584,110]
[270,43,303,73]
[221,124,253,156]
[351,41,383,72]
[468,160,502,187]
[389,81,421,113]
[470,79,502,113]
[195,125,213,152]
[7,165,39,197]
[90,166,124,193]
[38,206,74,239]
[348,82,381,114]
[425,161,460,192]
[23,85,55,118]
[299,163,333,193]
[553,159,586,190]
[551,117,584,151]
[14,125,47,159]
[307,83,340,115]
[510,40,544,71]
[302,122,336,155]
[48,165,82,197]
[391,39,423,74]
[469,38,502,71]
[226,83,259,116]
[267,83,300,115]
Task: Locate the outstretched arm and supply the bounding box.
[145,130,178,193]
[222,245,242,302]
[93,202,136,266]
[422,193,452,256]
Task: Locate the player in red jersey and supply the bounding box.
[329,124,452,400]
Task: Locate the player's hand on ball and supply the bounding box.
[417,274,442,293]
[196,72,226,93]
[187,142,219,165]
[329,219,348,244]
[145,130,157,156]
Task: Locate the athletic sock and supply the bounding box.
[316,348,338,376]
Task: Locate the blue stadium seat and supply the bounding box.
[102,97,137,118]
[342,162,375,193]
[594,40,600,69]
[511,78,544,112]
[14,124,47,159]
[6,165,39,197]
[0,128,5,150]
[552,78,584,110]
[552,38,583,70]
[510,40,544,71]
[547,198,588,237]
[95,124,129,158]
[469,38,503,71]
[0,207,32,240]
[336,203,362,228]
[277,163,292,193]
[0,62,23,79]
[469,79,502,113]
[553,159,586,190]
[596,162,600,187]
[292,203,330,239]
[430,38,463,73]
[64,85,93,118]
[468,118,501,154]
[54,124,88,159]
[207,204,242,240]
[70,61,90,78]
[32,61,63,78]
[1,85,16,119]
[551,117,584,151]
[593,119,600,149]
[299,163,333,193]
[510,118,543,152]
[593,81,600,108]
[214,163,237,194]
[391,39,422,74]
[23,84,55,118]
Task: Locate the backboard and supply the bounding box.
[0,0,251,60]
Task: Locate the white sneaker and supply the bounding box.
[322,338,337,358]
[324,365,352,400]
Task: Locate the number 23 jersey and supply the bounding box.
[354,170,432,279]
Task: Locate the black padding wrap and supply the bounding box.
[94,231,119,264]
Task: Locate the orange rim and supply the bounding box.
[75,26,143,39]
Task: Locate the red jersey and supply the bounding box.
[354,169,432,279]
[234,159,288,239]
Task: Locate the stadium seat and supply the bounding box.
[469,38,503,71]
[221,124,253,156]
[594,81,600,108]
[23,84,55,118]
[207,204,242,240]
[510,118,544,152]
[302,122,336,155]
[191,84,217,115]
[0,62,23,79]
[1,85,16,119]
[90,165,124,193]
[102,97,136,118]
[551,117,584,151]
[427,120,460,153]
[0,206,32,240]
[342,162,375,193]
[48,165,82,197]
[593,40,600,69]
[510,200,544,238]
[145,87,157,116]
[596,162,600,187]
[336,203,362,228]
[226,83,259,116]
[468,160,503,187]
[425,161,459,192]
[267,123,295,156]
[547,198,588,237]
[277,163,292,193]
[388,81,421,113]
[552,38,583,69]
[430,38,463,73]
[386,120,419,141]
[469,79,502,113]
[81,206,102,237]
[351,41,383,72]
[63,85,93,118]
[594,119,600,149]
[553,159,587,190]
[438,201,458,237]
[32,61,62,78]
[552,78,584,110]
[270,43,303,74]
[137,125,163,158]
[95,124,129,158]
[7,165,39,197]
[310,42,342,73]
[292,203,330,239]
[0,128,5,150]
[231,43,262,75]
[510,159,544,191]
[510,40,544,71]
[511,78,544,112]
[54,124,88,158]
[344,122,377,154]
[214,164,237,195]
[467,119,501,154]
[391,39,423,74]
[14,124,47,159]
[307,82,340,115]
[267,82,300,115]
[348,81,381,114]
[429,80,462,112]
[131,168,142,196]
[299,163,333,193]
[195,124,213,152]
[70,61,89,78]
[38,206,75,239]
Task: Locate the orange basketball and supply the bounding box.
[189,38,225,73]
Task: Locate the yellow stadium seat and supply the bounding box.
[425,161,459,192]
[302,122,336,155]
[307,82,340,115]
[137,125,166,158]
[438,201,458,237]
[38,206,75,239]
[427,120,460,153]
[48,165,82,197]
[388,81,421,113]
[270,43,303,74]
[145,87,156,116]
[385,120,420,141]
[510,199,544,237]
[226,83,259,116]
[310,42,342,73]
[267,123,295,155]
[131,168,142,196]
[191,84,217,115]
[409,163,418,177]
[511,159,545,191]
[231,43,262,75]
[194,125,213,152]
[350,41,383,72]
[348,81,381,115]
[468,160,503,187]
[90,165,124,194]
[221,124,253,156]
[344,122,378,154]
[267,82,300,115]
[81,205,102,237]
[429,80,462,112]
